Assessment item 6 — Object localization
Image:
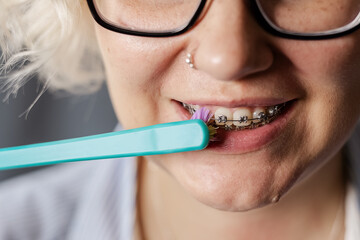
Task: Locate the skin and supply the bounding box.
[92,0,360,239]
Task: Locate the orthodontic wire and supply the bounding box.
[183,103,286,131]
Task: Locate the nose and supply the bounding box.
[193,0,274,81]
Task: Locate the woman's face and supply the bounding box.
[94,1,360,210]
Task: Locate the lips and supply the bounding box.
[173,98,297,154]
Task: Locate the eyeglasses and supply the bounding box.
[87,0,360,40]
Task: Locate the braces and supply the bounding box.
[183,103,286,131]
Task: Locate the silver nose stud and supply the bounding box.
[185,53,195,68]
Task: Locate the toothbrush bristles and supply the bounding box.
[190,107,218,141]
[207,125,219,141]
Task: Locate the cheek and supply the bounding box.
[285,36,360,97]
[281,36,360,166]
[94,26,183,128]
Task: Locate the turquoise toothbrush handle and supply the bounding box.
[0,120,209,170]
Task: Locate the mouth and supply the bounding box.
[174,98,297,153]
[182,101,293,131]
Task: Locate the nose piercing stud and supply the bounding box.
[185,53,195,68]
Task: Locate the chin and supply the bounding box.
[186,177,279,212]
[173,151,299,212]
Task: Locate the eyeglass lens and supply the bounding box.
[93,0,360,34]
[257,0,360,33]
[93,0,203,33]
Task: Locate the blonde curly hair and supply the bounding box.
[0,0,104,100]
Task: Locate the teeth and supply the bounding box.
[233,108,251,127]
[267,106,275,116]
[252,107,266,123]
[214,108,232,126]
[182,103,200,114]
[182,101,286,130]
[193,105,200,111]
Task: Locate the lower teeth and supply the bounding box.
[184,103,286,131]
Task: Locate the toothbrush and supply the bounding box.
[0,119,210,171]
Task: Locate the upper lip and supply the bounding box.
[177,97,294,108]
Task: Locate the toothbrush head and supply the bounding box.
[190,107,218,141]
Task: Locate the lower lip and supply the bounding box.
[174,100,296,154]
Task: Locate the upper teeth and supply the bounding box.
[233,108,252,126]
[215,108,233,126]
[252,107,266,124]
[215,107,266,126]
[183,102,284,128]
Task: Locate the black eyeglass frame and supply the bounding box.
[86,0,360,40]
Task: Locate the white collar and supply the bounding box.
[345,183,360,240]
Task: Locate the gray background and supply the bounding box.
[0,79,117,181]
